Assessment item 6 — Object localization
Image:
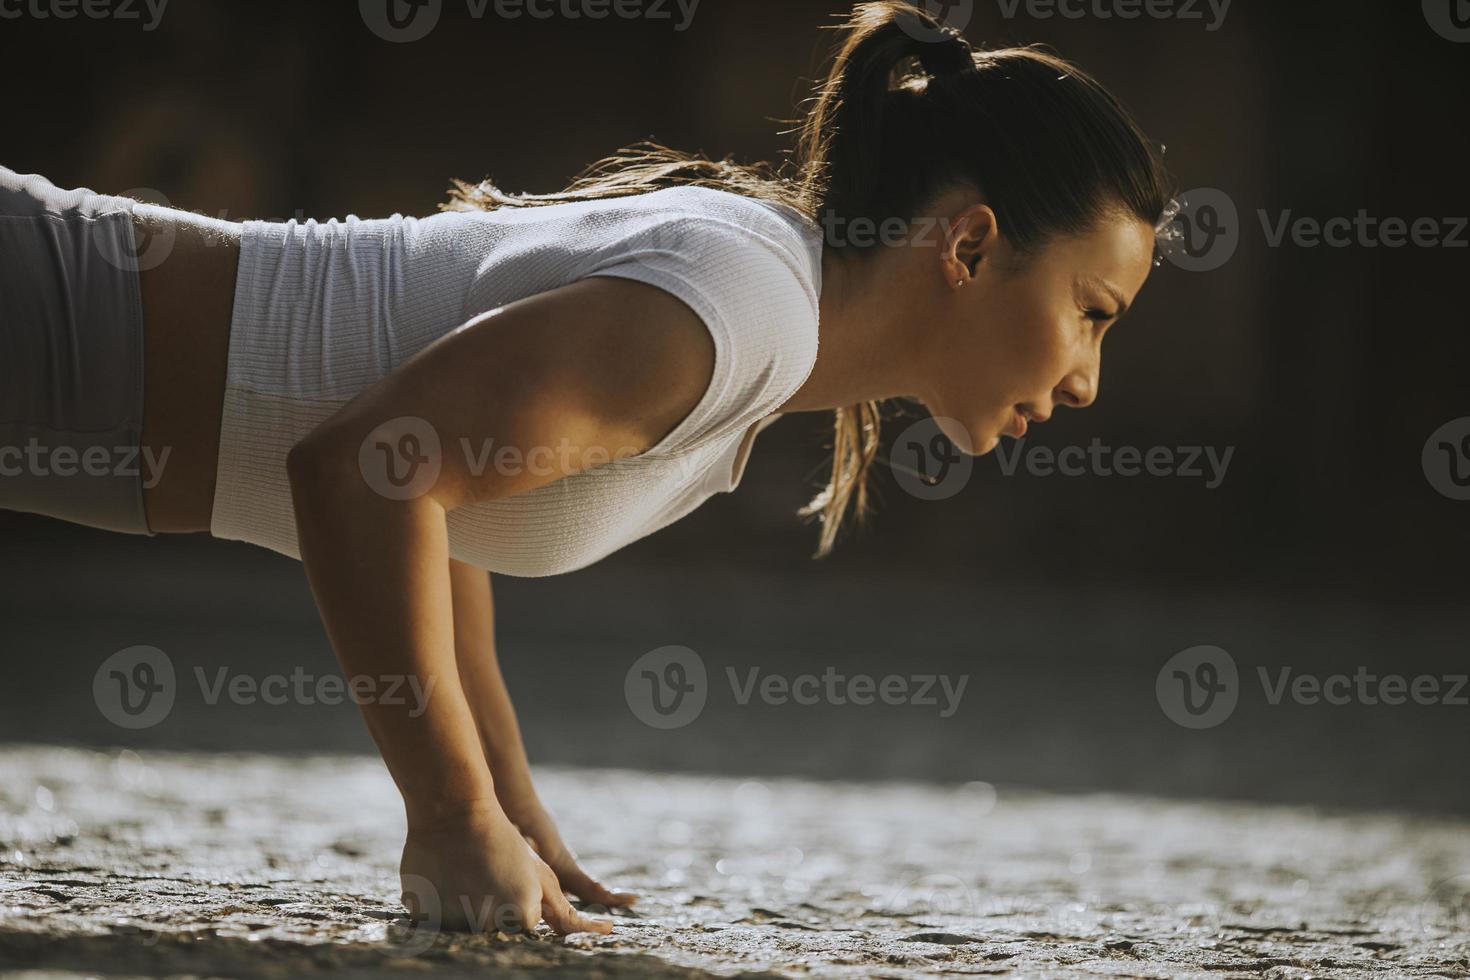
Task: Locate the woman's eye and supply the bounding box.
[1084,308,1114,322]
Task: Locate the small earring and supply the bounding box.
[956,278,965,287]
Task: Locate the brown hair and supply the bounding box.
[445,1,1173,558]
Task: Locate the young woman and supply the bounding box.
[1,1,1173,939]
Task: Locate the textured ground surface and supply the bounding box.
[0,745,1467,978]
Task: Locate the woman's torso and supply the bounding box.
[135,208,238,533]
[137,187,824,573]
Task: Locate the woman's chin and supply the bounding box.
[933,415,981,455]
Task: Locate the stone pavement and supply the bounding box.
[0,746,1466,978]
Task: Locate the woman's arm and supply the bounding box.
[286,276,714,934]
[449,560,638,909]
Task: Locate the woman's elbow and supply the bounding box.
[287,424,451,513]
[286,432,358,500]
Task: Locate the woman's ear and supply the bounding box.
[944,203,999,284]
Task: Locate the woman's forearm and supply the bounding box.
[288,448,500,829]
[448,560,540,811]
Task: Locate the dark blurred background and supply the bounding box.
[1,1,1466,814]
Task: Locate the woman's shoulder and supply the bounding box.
[599,186,824,318]
[576,186,823,459]
[633,186,821,251]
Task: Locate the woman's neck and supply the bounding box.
[778,246,928,413]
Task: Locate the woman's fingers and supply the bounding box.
[559,866,639,907]
[524,832,637,907]
[542,893,614,935]
[538,866,614,935]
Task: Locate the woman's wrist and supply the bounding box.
[404,794,511,835]
[480,746,539,814]
[493,778,543,823]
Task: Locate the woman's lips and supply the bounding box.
[1005,408,1028,439]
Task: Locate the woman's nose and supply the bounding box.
[1055,365,1098,409]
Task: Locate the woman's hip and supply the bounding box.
[0,164,155,535]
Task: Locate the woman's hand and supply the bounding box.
[400,804,613,936]
[502,796,639,910]
[445,561,638,911]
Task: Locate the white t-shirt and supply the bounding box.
[211,186,824,576]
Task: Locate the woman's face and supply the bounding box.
[917,206,1157,456]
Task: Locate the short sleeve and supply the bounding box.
[584,203,821,459]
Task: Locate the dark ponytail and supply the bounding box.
[446,1,1174,559]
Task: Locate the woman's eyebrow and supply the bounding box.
[1078,274,1130,318]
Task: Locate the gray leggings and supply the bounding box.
[0,165,155,536]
